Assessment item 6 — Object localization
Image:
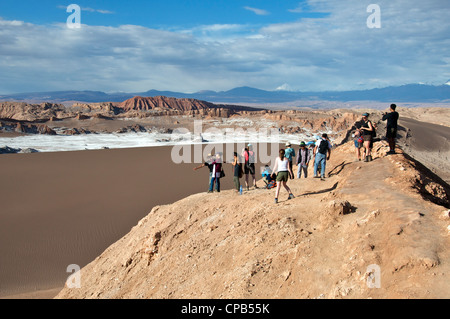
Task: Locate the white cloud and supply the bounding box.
[276,84,293,91]
[82,7,114,14]
[57,5,114,14]
[0,0,449,94]
[244,6,270,16]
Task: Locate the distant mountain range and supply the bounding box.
[1,83,449,105]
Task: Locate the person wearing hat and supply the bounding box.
[193,152,215,187]
[296,141,311,178]
[242,144,258,190]
[284,142,296,179]
[360,113,374,162]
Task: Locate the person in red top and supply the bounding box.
[241,144,258,190]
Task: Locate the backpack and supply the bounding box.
[266,180,277,189]
[371,122,377,137]
[318,139,328,155]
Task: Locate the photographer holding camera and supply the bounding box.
[382,104,399,154]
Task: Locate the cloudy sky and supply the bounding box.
[0,0,449,94]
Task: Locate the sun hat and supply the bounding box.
[285,142,291,146]
[362,112,369,117]
[300,141,306,147]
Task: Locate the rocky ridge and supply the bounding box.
[56,141,450,299]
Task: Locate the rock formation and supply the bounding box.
[0,102,67,122]
[117,96,215,112]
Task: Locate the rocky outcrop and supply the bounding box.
[117,96,216,112]
[0,102,68,122]
[0,146,39,154]
[72,102,119,116]
[0,120,56,135]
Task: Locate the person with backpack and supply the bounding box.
[360,113,374,162]
[296,141,310,178]
[272,148,295,204]
[232,152,243,193]
[242,144,258,190]
[313,133,332,180]
[284,142,296,179]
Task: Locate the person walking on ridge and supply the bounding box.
[359,113,374,162]
[313,133,332,180]
[272,149,295,204]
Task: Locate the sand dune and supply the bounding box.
[0,144,269,298]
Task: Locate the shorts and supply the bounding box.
[363,135,372,142]
[244,162,255,175]
[276,171,289,182]
[386,127,397,138]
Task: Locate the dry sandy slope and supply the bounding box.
[56,141,450,299]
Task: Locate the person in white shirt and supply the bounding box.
[272,149,295,204]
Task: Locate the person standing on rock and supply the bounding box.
[193,152,215,187]
[284,142,296,179]
[272,149,295,204]
[242,144,258,190]
[208,153,223,193]
[359,113,374,162]
[313,133,332,180]
[296,141,310,178]
[232,152,242,193]
[382,104,399,154]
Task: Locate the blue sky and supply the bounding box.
[0,0,328,28]
[0,0,449,94]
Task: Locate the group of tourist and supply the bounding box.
[353,103,399,162]
[194,104,399,204]
[193,135,331,203]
